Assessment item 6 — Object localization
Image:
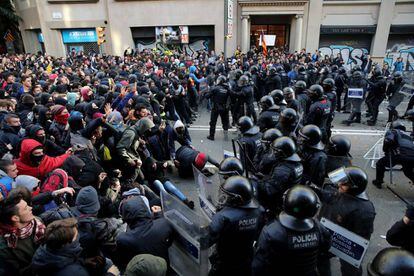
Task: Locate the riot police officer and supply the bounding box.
[270,89,287,109]
[386,204,414,254]
[366,67,387,126]
[229,69,244,125]
[237,116,262,173]
[334,67,348,112]
[219,157,244,179]
[325,135,352,174]
[253,128,283,175]
[283,87,301,113]
[252,185,332,276]
[206,76,230,141]
[296,65,309,86]
[367,248,414,276]
[387,71,405,123]
[257,137,303,212]
[238,75,257,124]
[257,96,280,132]
[317,67,333,85]
[250,65,261,103]
[304,84,331,143]
[322,78,337,139]
[276,108,299,140]
[209,176,264,276]
[277,66,290,89]
[295,80,311,114]
[307,63,318,86]
[314,166,376,276]
[373,121,414,188]
[265,67,282,93]
[342,70,367,126]
[298,124,327,187]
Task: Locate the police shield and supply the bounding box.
[161,189,211,276]
[193,165,221,221]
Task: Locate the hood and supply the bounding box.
[15,175,40,191]
[136,117,155,136]
[39,93,51,106]
[75,186,100,215]
[189,65,197,74]
[107,111,123,125]
[67,92,78,106]
[32,242,82,272]
[121,196,152,223]
[245,126,260,135]
[62,155,85,178]
[18,139,43,165]
[125,254,167,276]
[173,120,185,131]
[27,124,44,139]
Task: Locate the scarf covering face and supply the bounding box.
[0,217,45,248]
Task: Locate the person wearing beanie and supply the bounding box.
[15,175,41,196]
[386,204,414,254]
[26,124,65,157]
[49,104,70,147]
[115,196,174,271]
[18,94,35,128]
[14,138,72,180]
[73,186,101,216]
[124,254,167,276]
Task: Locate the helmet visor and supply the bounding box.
[328,167,349,186]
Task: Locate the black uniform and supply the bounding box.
[386,220,414,254]
[325,155,352,176]
[375,128,414,184]
[366,75,387,125]
[252,219,331,276]
[257,105,281,132]
[253,146,277,176]
[241,84,257,124]
[280,71,290,89]
[276,121,298,141]
[286,98,301,113]
[238,126,262,173]
[300,148,327,187]
[206,84,230,138]
[334,71,348,112]
[325,89,337,139]
[265,74,282,94]
[258,161,303,211]
[304,98,331,142]
[209,206,264,276]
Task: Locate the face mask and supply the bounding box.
[30,154,44,166]
[10,125,21,134]
[55,113,70,125]
[36,135,46,144]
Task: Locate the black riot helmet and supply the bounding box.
[237,116,254,134]
[270,89,287,105]
[234,69,243,80]
[298,65,306,74]
[298,124,324,150]
[283,87,295,96]
[319,67,330,75]
[322,78,335,92]
[276,66,285,73]
[404,109,414,121]
[327,135,351,156]
[260,95,275,111]
[352,70,363,80]
[331,65,339,73]
[218,176,257,208]
[250,65,258,74]
[372,67,382,77]
[269,67,277,76]
[216,75,227,86]
[261,128,283,147]
[392,120,406,131]
[308,84,324,101]
[279,185,320,231]
[238,75,249,87]
[280,108,297,126]
[328,166,368,199]
[393,71,403,83]
[338,67,347,74]
[219,157,244,177]
[270,137,301,162]
[243,71,252,80]
[294,80,307,94]
[352,65,362,73]
[368,248,414,276]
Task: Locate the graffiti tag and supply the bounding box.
[318,45,369,69]
[384,44,414,71]
[136,40,210,57]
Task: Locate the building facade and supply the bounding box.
[15,0,414,70]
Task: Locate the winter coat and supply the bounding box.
[14,139,70,180]
[0,124,22,157]
[49,121,70,148]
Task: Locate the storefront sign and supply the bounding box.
[320,25,377,35]
[38,33,44,43]
[321,218,369,268]
[61,29,97,43]
[226,0,233,37]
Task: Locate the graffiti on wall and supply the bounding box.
[318,45,369,69]
[384,44,414,71]
[136,39,210,57]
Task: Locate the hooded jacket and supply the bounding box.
[116,196,174,270]
[14,139,70,180]
[0,169,13,198]
[31,242,89,276]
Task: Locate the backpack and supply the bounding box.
[39,203,75,225]
[41,168,68,193]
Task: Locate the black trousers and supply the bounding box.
[209,107,230,137]
[376,154,414,183]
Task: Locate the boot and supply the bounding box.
[207,135,215,141]
[342,112,356,126]
[372,179,383,189]
[367,113,378,126]
[354,112,361,123]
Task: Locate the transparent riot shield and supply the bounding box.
[161,189,210,276]
[193,165,221,221]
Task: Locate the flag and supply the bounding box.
[261,31,267,57]
[3,30,15,42]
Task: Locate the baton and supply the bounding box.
[232,139,237,158]
[243,142,249,179]
[386,185,410,205]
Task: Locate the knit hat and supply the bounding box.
[125,254,167,276]
[194,152,207,169]
[15,175,40,191]
[21,94,35,105]
[67,92,78,106]
[75,186,100,214]
[49,73,58,81]
[50,104,65,115]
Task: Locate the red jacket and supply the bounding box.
[14,139,70,180]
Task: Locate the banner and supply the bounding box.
[259,35,276,47]
[320,218,369,268]
[156,26,189,45]
[347,88,364,99]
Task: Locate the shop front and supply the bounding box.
[61,28,99,55]
[385,25,414,71]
